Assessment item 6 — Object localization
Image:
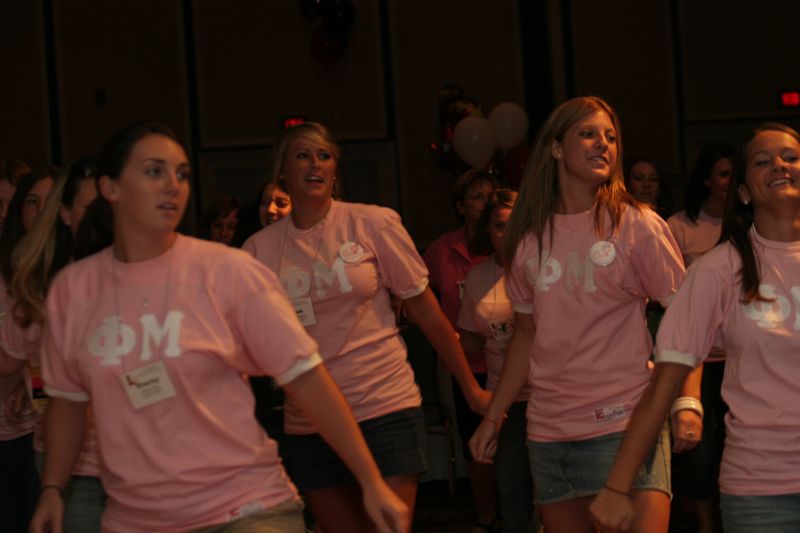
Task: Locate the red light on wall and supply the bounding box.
[282,116,306,129]
[780,91,800,108]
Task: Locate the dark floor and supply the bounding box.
[413,478,479,532]
[413,478,710,532]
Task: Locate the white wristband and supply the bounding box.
[670,396,704,419]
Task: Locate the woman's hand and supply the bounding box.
[362,480,410,533]
[469,418,499,464]
[590,487,635,533]
[671,409,702,453]
[29,488,64,533]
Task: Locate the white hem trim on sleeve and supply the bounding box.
[0,339,29,361]
[654,348,697,368]
[396,278,429,300]
[511,303,534,314]
[43,386,90,403]
[275,352,324,386]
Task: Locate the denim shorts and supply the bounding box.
[192,498,305,533]
[282,407,428,491]
[528,423,671,505]
[720,492,800,533]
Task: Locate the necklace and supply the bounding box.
[110,240,174,324]
[278,202,332,280]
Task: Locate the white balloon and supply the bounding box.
[453,116,497,169]
[489,102,529,150]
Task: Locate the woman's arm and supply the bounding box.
[671,365,703,453]
[403,287,490,414]
[589,362,691,532]
[0,348,26,375]
[30,397,88,533]
[458,328,485,357]
[468,311,532,463]
[283,365,409,533]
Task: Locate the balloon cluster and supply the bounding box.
[300,0,356,65]
[453,102,529,169]
[430,84,530,187]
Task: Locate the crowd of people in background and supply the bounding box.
[0,96,798,533]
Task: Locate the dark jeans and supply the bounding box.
[0,433,39,533]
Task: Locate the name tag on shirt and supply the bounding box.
[593,404,626,424]
[121,361,176,410]
[489,320,514,345]
[293,297,317,326]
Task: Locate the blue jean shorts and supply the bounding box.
[282,407,428,491]
[720,492,800,533]
[528,423,671,505]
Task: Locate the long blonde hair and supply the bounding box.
[12,158,97,327]
[504,96,634,265]
[11,173,68,327]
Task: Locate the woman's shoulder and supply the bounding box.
[620,203,672,235]
[688,240,740,278]
[666,210,691,228]
[336,201,402,227]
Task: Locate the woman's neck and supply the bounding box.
[290,197,333,230]
[113,229,177,262]
[493,250,504,267]
[702,196,725,218]
[753,207,800,242]
[557,180,598,214]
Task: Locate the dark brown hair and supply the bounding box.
[721,122,800,303]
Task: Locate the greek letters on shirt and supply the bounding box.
[743,284,800,330]
[281,256,356,301]
[88,311,184,366]
[524,246,612,293]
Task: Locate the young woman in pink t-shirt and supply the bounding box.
[469,96,685,533]
[30,121,408,533]
[1,157,104,532]
[0,164,49,533]
[591,123,800,532]
[243,122,489,532]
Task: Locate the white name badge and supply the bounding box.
[293,296,317,326]
[121,361,176,410]
[489,320,515,344]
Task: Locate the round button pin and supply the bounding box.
[339,241,365,263]
[589,240,616,267]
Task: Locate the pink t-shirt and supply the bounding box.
[656,228,800,496]
[667,209,723,266]
[43,235,321,532]
[457,256,529,402]
[506,204,685,441]
[0,289,100,475]
[243,201,425,435]
[423,227,488,372]
[667,209,726,361]
[0,282,36,441]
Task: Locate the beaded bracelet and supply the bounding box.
[482,414,508,432]
[670,396,704,419]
